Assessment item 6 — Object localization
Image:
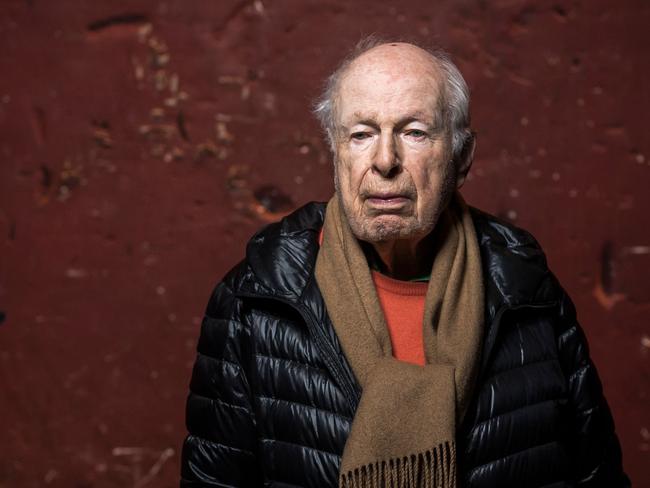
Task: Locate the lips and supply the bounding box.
[365,191,410,200]
[365,193,411,210]
[367,193,405,200]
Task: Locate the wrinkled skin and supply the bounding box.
[332,43,473,278]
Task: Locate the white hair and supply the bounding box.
[313,37,472,161]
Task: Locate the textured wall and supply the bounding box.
[1,0,648,486]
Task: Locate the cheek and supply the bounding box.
[337,154,365,192]
[350,164,367,189]
[410,157,436,192]
[334,158,355,202]
[410,154,451,206]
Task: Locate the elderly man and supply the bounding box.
[180,41,629,487]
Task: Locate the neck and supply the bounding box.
[368,233,435,281]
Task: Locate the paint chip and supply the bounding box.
[65,268,87,279]
[641,336,650,349]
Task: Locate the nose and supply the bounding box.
[372,131,401,178]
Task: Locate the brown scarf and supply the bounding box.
[314,193,484,488]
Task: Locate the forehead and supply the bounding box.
[336,47,443,124]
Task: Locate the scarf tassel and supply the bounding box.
[339,442,457,488]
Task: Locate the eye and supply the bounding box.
[405,129,427,139]
[351,132,371,141]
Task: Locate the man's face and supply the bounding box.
[333,45,457,245]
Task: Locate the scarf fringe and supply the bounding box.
[339,442,457,488]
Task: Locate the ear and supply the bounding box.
[455,131,476,189]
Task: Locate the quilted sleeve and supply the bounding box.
[554,281,631,487]
[180,278,262,487]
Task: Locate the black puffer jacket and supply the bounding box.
[181,202,629,487]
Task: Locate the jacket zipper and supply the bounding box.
[235,292,361,416]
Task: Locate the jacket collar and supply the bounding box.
[469,207,558,323]
[236,202,325,302]
[237,201,558,319]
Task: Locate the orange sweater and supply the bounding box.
[371,271,427,366]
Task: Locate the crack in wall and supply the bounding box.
[87,14,149,33]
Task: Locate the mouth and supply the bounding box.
[364,193,411,209]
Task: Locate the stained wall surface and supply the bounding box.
[1,1,648,486]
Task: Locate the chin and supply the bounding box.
[357,215,421,243]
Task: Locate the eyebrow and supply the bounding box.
[342,111,442,131]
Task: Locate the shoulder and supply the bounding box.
[470,206,543,252]
[469,206,560,308]
[246,201,326,254]
[218,202,327,299]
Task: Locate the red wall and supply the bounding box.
[1,1,648,486]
